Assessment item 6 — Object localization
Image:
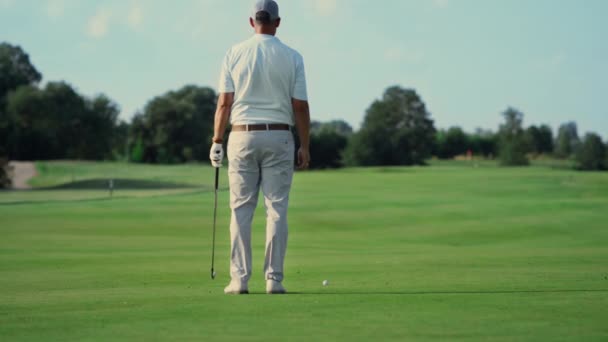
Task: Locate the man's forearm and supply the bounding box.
[293,102,310,149]
[213,108,230,143]
[213,93,234,143]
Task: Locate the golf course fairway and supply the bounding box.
[1,161,607,341]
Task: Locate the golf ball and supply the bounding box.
[322,280,329,286]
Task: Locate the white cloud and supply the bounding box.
[313,0,338,16]
[127,1,143,30]
[87,8,111,39]
[47,0,65,19]
[433,0,450,9]
[0,0,15,8]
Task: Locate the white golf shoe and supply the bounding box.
[266,280,286,294]
[224,281,248,295]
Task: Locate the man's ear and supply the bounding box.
[275,18,281,28]
[250,17,255,28]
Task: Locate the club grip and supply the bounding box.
[214,167,219,190]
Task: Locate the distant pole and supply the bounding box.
[109,179,114,198]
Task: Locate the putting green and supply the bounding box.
[1,161,607,340]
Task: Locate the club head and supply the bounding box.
[211,269,216,280]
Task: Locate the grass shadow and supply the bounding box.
[376,167,413,174]
[42,178,194,190]
[0,184,230,206]
[0,189,214,206]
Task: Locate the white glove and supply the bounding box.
[209,143,224,168]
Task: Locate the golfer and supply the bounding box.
[209,0,310,295]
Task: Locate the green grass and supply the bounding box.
[1,161,607,341]
[30,161,221,188]
[0,161,224,205]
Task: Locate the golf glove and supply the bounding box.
[209,143,224,168]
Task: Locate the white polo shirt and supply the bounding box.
[218,34,308,126]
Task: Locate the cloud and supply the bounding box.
[127,1,143,30]
[46,0,65,19]
[0,0,15,8]
[87,8,111,39]
[313,0,337,16]
[433,0,450,9]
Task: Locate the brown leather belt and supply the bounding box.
[232,124,290,132]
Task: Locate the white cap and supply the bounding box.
[252,0,280,21]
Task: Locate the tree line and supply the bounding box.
[1,42,607,187]
[1,43,125,161]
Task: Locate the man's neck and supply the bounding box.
[255,27,276,36]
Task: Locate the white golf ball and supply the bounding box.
[322,280,329,286]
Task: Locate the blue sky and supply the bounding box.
[1,0,607,138]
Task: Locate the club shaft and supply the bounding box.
[211,167,219,279]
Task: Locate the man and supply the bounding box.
[209,0,311,295]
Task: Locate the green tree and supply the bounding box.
[82,94,120,159]
[5,85,56,159]
[0,157,11,188]
[606,139,608,168]
[18,82,91,159]
[435,126,469,159]
[2,44,121,161]
[129,136,145,163]
[111,120,130,160]
[575,133,606,171]
[311,120,353,136]
[0,43,42,99]
[0,42,42,158]
[46,82,98,159]
[524,125,553,155]
[498,107,529,166]
[309,125,349,169]
[537,124,554,154]
[469,128,497,158]
[344,86,435,166]
[6,82,120,160]
[129,85,216,164]
[524,125,540,154]
[555,122,579,158]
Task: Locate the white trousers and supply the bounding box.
[227,130,294,284]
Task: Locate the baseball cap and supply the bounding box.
[252,0,280,21]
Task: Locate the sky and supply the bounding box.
[1,0,607,138]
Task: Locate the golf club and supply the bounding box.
[211,167,219,279]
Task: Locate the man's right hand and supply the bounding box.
[297,147,310,170]
[210,143,224,168]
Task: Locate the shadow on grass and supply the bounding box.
[0,189,227,206]
[376,167,413,174]
[43,178,194,190]
[0,178,230,205]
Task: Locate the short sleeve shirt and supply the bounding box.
[218,34,308,126]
